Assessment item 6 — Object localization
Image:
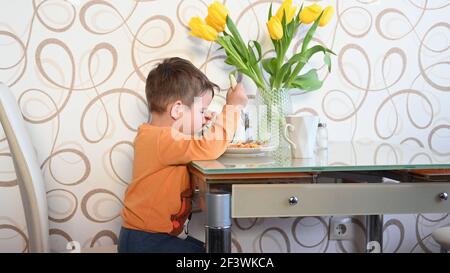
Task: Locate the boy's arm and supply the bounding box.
[157,105,241,165]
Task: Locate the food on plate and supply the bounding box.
[228,141,269,149]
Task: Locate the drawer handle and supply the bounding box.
[288,196,299,206]
[439,192,448,201]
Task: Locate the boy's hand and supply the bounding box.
[226,83,248,108]
[204,111,216,122]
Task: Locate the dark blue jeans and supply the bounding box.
[118,227,205,253]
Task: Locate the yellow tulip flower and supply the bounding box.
[299,3,323,24]
[205,1,229,32]
[319,6,334,27]
[267,16,283,40]
[275,0,297,23]
[189,17,218,41]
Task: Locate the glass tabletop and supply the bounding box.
[191,141,450,175]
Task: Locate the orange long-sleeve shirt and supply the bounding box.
[121,106,240,235]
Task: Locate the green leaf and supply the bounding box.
[268,3,273,22]
[287,20,295,41]
[288,69,323,91]
[281,10,288,44]
[222,34,248,63]
[269,76,275,87]
[230,38,247,62]
[251,40,262,62]
[283,66,292,82]
[262,57,277,76]
[219,36,266,91]
[224,57,234,65]
[288,45,334,66]
[247,43,257,65]
[297,3,304,21]
[219,36,237,56]
[273,62,292,89]
[324,52,331,72]
[226,16,249,60]
[284,44,334,88]
[301,11,324,53]
[247,40,262,66]
[217,36,246,69]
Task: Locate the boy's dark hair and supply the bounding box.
[145,57,218,113]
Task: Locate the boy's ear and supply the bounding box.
[169,100,184,120]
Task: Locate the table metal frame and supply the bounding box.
[189,166,450,253]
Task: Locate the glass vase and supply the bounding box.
[254,88,292,153]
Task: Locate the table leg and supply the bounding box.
[366,215,383,253]
[205,192,232,253]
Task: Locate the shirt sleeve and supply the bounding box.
[157,105,241,165]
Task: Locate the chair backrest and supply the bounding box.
[0,82,49,253]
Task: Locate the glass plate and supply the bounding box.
[224,145,276,156]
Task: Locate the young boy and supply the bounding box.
[118,57,248,253]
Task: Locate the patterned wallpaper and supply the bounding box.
[1,0,449,252]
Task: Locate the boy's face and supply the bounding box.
[178,90,214,135]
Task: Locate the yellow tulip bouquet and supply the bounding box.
[189,1,334,96]
[189,0,335,146]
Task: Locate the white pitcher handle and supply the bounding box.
[284,123,296,150]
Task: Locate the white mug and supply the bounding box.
[284,115,319,158]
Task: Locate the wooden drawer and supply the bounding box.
[231,183,450,218]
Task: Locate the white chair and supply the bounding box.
[0,82,50,252]
[432,226,450,253]
[0,82,116,253]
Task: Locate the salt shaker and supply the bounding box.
[317,122,328,150]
